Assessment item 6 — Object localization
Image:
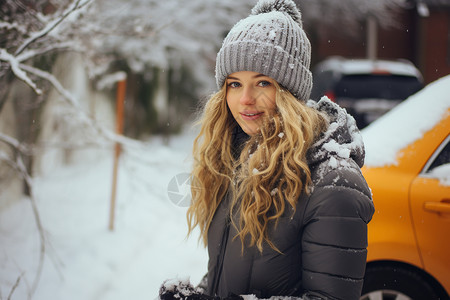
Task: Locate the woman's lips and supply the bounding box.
[240,111,264,121]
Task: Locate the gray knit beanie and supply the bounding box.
[215,0,313,101]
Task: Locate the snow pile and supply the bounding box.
[323,139,351,160]
[159,277,205,299]
[429,164,450,186]
[362,75,450,167]
[0,128,207,300]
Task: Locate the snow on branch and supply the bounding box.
[0,48,43,95]
[0,21,27,34]
[16,42,75,63]
[19,63,79,106]
[14,0,93,56]
[96,71,127,90]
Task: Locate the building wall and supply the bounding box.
[313,10,417,62]
[313,24,366,65]
[377,10,417,63]
[418,9,450,83]
[311,7,450,84]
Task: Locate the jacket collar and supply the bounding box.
[306,96,365,169]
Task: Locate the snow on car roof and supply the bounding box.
[316,57,422,78]
[362,74,450,167]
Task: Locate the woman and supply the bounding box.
[160,0,374,299]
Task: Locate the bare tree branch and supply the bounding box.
[6,273,23,300]
[0,136,46,298]
[0,133,27,152]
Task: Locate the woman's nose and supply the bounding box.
[240,87,256,105]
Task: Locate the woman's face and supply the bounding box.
[226,71,277,136]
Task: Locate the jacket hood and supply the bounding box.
[306,96,365,169]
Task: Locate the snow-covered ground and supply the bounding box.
[0,126,207,300]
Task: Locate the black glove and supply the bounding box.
[159,279,243,300]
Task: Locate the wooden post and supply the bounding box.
[109,78,126,231]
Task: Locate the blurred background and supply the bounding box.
[0,0,449,299]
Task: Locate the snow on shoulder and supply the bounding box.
[362,75,450,167]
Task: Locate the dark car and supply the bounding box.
[311,57,424,128]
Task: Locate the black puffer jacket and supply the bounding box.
[205,98,375,300]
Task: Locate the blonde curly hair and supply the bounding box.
[187,82,328,252]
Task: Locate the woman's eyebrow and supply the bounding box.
[253,73,267,78]
[227,73,267,81]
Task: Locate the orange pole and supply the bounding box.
[109,78,126,231]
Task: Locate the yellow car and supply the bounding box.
[359,75,450,300]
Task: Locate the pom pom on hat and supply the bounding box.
[215,0,313,102]
[251,0,302,26]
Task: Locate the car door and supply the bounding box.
[409,135,450,293]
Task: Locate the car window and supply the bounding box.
[427,135,450,172]
[335,74,422,100]
[311,70,335,100]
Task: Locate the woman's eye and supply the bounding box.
[258,80,271,87]
[227,82,241,88]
